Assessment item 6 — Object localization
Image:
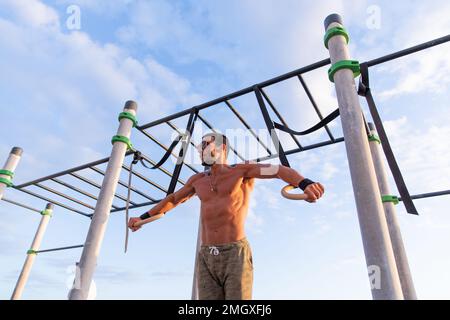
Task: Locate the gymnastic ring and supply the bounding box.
[281,185,309,200]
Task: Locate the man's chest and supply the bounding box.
[193,172,244,200]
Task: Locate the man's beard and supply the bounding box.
[201,151,218,167]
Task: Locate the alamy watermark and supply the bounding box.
[368,265,381,289]
[66,264,97,299]
[366,5,381,30]
[170,127,284,176]
[66,5,81,30]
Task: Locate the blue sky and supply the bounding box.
[1,0,449,300]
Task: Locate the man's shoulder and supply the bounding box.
[230,162,258,170]
[186,172,207,184]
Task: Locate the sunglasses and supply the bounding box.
[198,139,214,151]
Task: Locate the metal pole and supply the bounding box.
[11,203,53,300]
[368,122,417,299]
[68,101,137,300]
[324,13,403,299]
[0,147,23,200]
[1,197,41,214]
[191,216,202,300]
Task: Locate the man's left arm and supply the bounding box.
[239,163,324,202]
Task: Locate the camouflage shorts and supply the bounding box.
[197,238,253,300]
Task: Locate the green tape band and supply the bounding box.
[0,170,14,178]
[0,177,13,187]
[382,195,399,205]
[118,112,138,128]
[324,26,349,49]
[40,209,53,217]
[27,249,37,255]
[368,134,381,144]
[328,60,360,83]
[111,135,133,150]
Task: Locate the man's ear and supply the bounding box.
[222,144,227,156]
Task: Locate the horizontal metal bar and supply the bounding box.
[137,58,331,130]
[135,147,189,182]
[109,200,162,213]
[399,190,450,201]
[132,152,187,185]
[14,150,134,189]
[366,34,450,67]
[250,137,345,163]
[13,187,91,217]
[120,164,169,193]
[36,244,84,254]
[286,137,345,155]
[136,128,199,174]
[50,177,119,210]
[89,166,158,202]
[138,108,195,130]
[1,197,42,213]
[35,183,96,210]
[224,100,272,155]
[69,172,137,205]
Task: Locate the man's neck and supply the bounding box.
[210,162,228,175]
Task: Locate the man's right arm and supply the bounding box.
[128,173,201,231]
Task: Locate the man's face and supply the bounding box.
[197,135,223,166]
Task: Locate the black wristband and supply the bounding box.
[298,178,315,191]
[140,212,151,220]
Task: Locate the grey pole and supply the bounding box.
[368,122,417,299]
[191,216,202,300]
[68,101,137,300]
[0,147,23,200]
[324,14,403,299]
[11,203,53,300]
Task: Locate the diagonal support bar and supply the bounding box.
[254,86,290,167]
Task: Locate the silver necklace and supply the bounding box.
[207,171,217,192]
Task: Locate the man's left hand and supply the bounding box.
[304,182,325,203]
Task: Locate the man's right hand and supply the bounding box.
[128,217,142,232]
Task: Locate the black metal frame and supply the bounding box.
[5,34,449,218]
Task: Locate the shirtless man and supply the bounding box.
[128,133,324,300]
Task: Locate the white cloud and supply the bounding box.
[0,0,207,183]
[55,0,132,14]
[2,0,60,29]
[311,213,332,236]
[375,1,450,98]
[246,196,264,234]
[321,161,338,181]
[383,116,450,192]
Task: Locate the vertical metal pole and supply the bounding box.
[0,147,23,200]
[368,122,417,299]
[11,203,53,300]
[68,101,137,300]
[324,14,403,299]
[191,215,202,300]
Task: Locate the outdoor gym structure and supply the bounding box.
[1,14,449,300]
